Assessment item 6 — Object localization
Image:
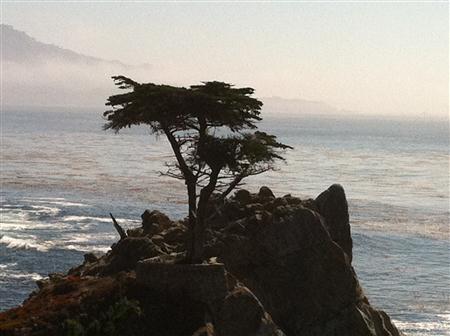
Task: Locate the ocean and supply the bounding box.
[1,108,449,335]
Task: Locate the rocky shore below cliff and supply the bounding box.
[0,185,405,336]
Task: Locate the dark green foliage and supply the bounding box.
[104,77,291,261]
[65,319,85,336]
[64,297,142,336]
[104,78,262,134]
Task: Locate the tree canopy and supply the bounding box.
[104,76,291,262]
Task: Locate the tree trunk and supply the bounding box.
[192,192,208,263]
[191,170,219,263]
[186,180,197,262]
[162,127,199,262]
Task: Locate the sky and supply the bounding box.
[2,1,449,119]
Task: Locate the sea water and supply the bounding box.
[1,108,449,335]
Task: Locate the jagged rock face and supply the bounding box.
[212,205,358,334]
[136,263,229,305]
[216,286,265,336]
[135,262,285,336]
[315,184,353,262]
[215,286,284,336]
[202,186,402,336]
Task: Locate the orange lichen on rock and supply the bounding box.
[0,273,134,335]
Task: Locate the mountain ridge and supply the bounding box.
[1,24,150,69]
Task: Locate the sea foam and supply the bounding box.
[0,235,53,252]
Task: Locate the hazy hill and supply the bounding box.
[2,24,153,107]
[2,24,151,69]
[2,24,341,116]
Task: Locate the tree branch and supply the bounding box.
[163,126,195,182]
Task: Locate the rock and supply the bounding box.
[36,279,50,290]
[223,200,246,220]
[136,263,228,305]
[83,252,98,263]
[233,189,252,205]
[315,184,353,262]
[101,237,164,275]
[48,273,64,282]
[219,206,357,331]
[214,286,281,336]
[282,195,302,205]
[214,190,402,336]
[141,210,172,235]
[244,211,272,234]
[258,186,275,199]
[136,262,284,336]
[127,227,144,237]
[151,234,165,245]
[192,324,214,336]
[301,198,319,213]
[264,197,288,211]
[245,203,264,214]
[160,222,187,244]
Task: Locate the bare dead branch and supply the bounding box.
[110,213,127,240]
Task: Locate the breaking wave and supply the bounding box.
[0,235,54,252]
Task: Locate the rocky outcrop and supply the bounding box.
[135,262,284,336]
[315,184,353,262]
[0,185,404,336]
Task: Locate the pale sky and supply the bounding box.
[2,1,449,118]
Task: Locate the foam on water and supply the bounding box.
[62,215,114,223]
[2,272,44,281]
[0,235,54,252]
[0,262,18,269]
[30,200,87,207]
[63,244,110,253]
[0,262,43,286]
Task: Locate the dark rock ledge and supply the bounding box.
[0,185,405,336]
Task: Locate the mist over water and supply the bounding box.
[1,109,449,335]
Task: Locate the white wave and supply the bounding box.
[62,215,111,223]
[29,205,60,215]
[31,200,86,207]
[0,235,53,252]
[1,272,44,281]
[0,217,65,231]
[64,244,110,253]
[21,197,65,201]
[0,205,60,216]
[63,234,91,244]
[0,204,24,208]
[0,213,27,225]
[0,262,18,269]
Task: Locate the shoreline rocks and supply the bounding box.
[0,185,404,336]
